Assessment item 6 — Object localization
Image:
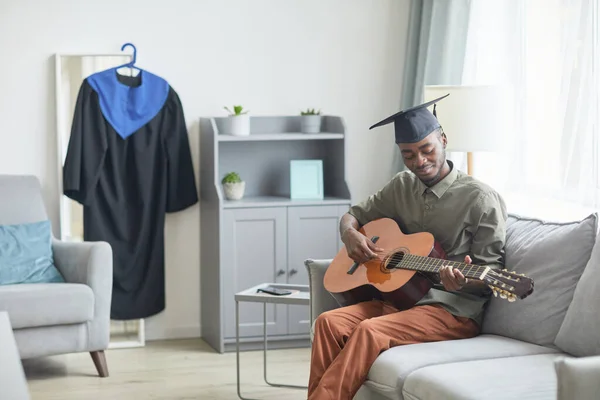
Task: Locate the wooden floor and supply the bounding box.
[23,339,311,400]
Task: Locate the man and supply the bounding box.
[308,94,507,400]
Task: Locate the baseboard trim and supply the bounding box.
[223,335,311,352]
[145,325,201,341]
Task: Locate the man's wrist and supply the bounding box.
[341,227,357,243]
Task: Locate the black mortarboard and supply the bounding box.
[369,94,450,143]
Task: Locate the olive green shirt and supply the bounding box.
[347,160,507,326]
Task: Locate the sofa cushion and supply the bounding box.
[402,353,567,400]
[361,334,558,400]
[0,220,64,285]
[0,283,94,329]
[554,220,600,356]
[481,213,597,347]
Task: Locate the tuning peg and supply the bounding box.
[493,290,498,297]
[500,292,507,299]
[508,295,516,302]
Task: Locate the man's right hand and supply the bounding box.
[342,228,383,264]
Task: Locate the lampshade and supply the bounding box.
[423,85,506,152]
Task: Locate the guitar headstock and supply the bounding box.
[482,268,534,302]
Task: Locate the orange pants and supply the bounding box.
[308,300,479,400]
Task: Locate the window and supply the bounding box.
[460,0,599,220]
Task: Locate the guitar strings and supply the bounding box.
[352,250,527,298]
[354,251,524,297]
[364,252,486,277]
[361,250,484,278]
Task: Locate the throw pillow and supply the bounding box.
[554,224,600,356]
[0,220,64,285]
[481,212,597,347]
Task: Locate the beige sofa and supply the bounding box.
[305,212,600,399]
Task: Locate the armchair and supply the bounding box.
[0,175,112,377]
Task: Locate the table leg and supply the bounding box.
[236,299,307,400]
[236,300,258,400]
[263,302,308,390]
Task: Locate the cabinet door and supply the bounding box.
[222,207,288,339]
[287,205,345,335]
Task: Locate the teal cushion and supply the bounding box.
[0,220,64,285]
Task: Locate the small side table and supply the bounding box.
[235,283,310,400]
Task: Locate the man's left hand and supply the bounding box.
[440,255,471,291]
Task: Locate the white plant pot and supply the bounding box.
[228,114,250,136]
[301,115,322,133]
[223,181,245,200]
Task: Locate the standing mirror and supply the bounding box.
[54,52,145,348]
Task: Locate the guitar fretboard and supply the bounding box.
[391,253,487,279]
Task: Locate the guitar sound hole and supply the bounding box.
[385,250,405,270]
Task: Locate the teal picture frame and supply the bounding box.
[290,160,324,200]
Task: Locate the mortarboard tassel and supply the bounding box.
[433,104,437,118]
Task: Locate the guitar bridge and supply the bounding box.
[347,236,380,275]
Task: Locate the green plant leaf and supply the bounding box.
[221,172,242,184]
[300,108,321,115]
[224,105,249,116]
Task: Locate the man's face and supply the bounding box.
[398,130,447,186]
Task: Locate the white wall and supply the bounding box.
[0,0,411,340]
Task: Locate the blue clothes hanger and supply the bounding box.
[115,43,141,72]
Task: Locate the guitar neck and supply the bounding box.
[395,253,488,279]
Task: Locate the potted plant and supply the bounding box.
[300,108,322,133]
[221,172,245,200]
[224,105,250,136]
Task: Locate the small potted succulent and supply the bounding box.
[300,108,322,133]
[221,172,245,200]
[224,105,250,136]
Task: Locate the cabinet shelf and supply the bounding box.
[199,114,351,353]
[217,133,344,142]
[223,195,351,209]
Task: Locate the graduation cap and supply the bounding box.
[369,94,450,143]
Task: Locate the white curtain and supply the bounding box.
[461,0,598,221]
[397,0,472,175]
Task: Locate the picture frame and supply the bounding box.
[290,160,324,200]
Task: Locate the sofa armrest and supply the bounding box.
[52,239,113,350]
[304,259,340,336]
[555,355,600,400]
[0,312,31,400]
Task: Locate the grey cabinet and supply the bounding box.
[222,207,288,340]
[222,205,348,341]
[286,205,348,335]
[199,115,352,353]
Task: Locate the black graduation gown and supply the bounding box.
[62,68,198,320]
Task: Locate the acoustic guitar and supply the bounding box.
[324,218,534,310]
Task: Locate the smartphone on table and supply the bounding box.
[257,286,292,296]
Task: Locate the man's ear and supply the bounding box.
[439,131,447,147]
